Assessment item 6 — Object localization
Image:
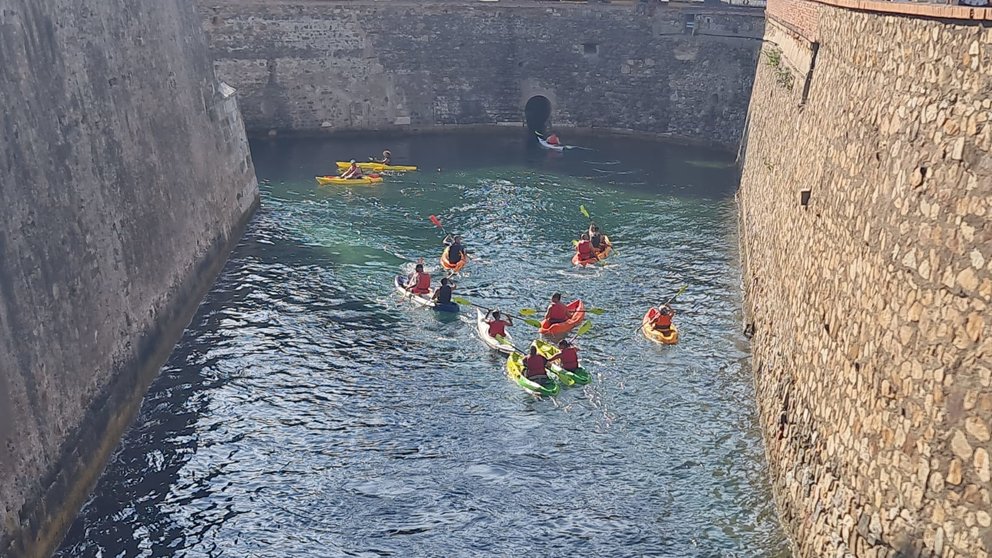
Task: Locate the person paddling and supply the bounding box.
[547,339,581,372]
[485,309,513,339]
[443,234,467,265]
[575,232,594,261]
[544,292,570,325]
[432,276,454,305]
[523,345,550,379]
[652,303,675,332]
[341,159,363,179]
[378,150,392,165]
[588,223,606,252]
[546,132,561,146]
[406,263,431,295]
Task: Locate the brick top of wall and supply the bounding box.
[766,0,820,39]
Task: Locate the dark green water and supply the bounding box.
[56,133,790,557]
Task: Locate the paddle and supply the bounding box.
[637,285,688,335]
[568,319,593,343]
[429,214,447,237]
[519,305,607,317]
[452,297,543,328]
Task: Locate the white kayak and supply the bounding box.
[538,137,565,152]
[394,275,459,313]
[475,309,515,354]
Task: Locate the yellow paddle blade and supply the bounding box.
[518,308,539,316]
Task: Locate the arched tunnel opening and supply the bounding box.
[524,95,551,135]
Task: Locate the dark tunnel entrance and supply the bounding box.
[524,95,551,135]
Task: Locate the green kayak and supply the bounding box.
[533,339,591,386]
[506,352,560,397]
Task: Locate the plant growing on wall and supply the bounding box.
[763,48,795,91]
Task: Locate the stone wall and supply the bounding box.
[0,1,258,556]
[739,2,992,556]
[201,0,764,148]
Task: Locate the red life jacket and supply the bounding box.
[576,240,593,257]
[655,313,672,328]
[559,347,579,370]
[525,354,547,377]
[411,272,431,294]
[548,302,569,322]
[547,134,560,145]
[488,320,507,338]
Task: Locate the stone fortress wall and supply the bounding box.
[738,0,992,555]
[200,0,765,148]
[0,0,258,556]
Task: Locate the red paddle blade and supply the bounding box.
[429,215,442,228]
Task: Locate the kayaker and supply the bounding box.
[443,234,467,265]
[588,223,606,252]
[432,277,454,305]
[485,309,513,338]
[544,293,570,325]
[547,340,581,372]
[406,263,431,295]
[652,304,676,332]
[341,159,363,179]
[378,150,392,165]
[523,346,550,379]
[575,233,594,261]
[546,132,561,146]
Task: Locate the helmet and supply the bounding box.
[383,150,392,156]
[350,159,356,164]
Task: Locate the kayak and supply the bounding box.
[335,162,417,172]
[533,339,591,386]
[506,351,560,397]
[642,308,679,345]
[440,248,467,273]
[539,299,585,336]
[476,309,515,354]
[316,175,383,186]
[572,235,613,267]
[538,137,565,152]
[394,275,459,313]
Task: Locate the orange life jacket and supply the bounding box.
[411,272,431,294]
[654,313,672,328]
[576,240,593,257]
[548,302,569,322]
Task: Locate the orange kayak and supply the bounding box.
[571,235,612,267]
[539,299,585,335]
[440,248,467,273]
[642,308,679,345]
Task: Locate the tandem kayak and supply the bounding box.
[394,275,459,313]
[316,175,383,186]
[476,309,515,354]
[642,308,679,345]
[440,248,467,273]
[335,162,417,172]
[572,235,613,267]
[538,137,565,152]
[533,339,591,386]
[506,351,560,397]
[538,299,585,336]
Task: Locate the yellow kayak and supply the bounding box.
[315,175,383,186]
[335,162,417,172]
[642,308,679,345]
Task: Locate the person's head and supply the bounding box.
[589,223,599,233]
[492,310,501,320]
[551,292,562,303]
[454,235,462,243]
[415,264,424,272]
[350,159,357,165]
[660,306,671,315]
[580,233,589,240]
[383,150,391,157]
[558,339,570,349]
[440,277,450,286]
[529,346,539,356]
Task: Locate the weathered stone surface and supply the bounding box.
[0,0,259,556]
[739,2,992,557]
[201,0,764,148]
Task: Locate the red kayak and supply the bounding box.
[539,299,586,335]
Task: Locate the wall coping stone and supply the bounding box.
[808,0,992,20]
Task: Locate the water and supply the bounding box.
[57,133,790,557]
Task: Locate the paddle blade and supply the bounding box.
[518,308,539,316]
[586,307,606,315]
[452,296,472,306]
[574,320,593,337]
[580,205,590,219]
[572,239,579,247]
[429,215,442,228]
[523,318,543,328]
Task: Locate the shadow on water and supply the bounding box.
[57,133,790,557]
